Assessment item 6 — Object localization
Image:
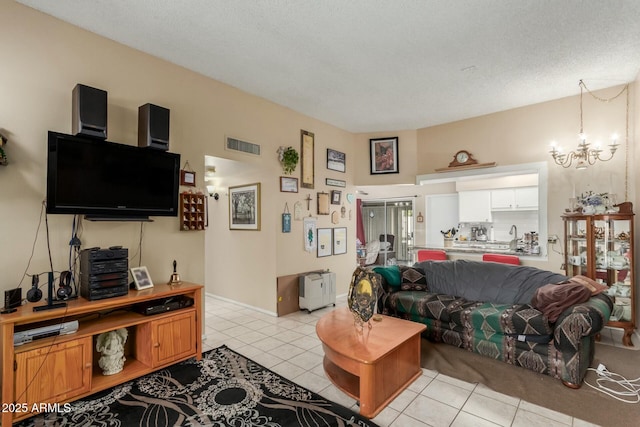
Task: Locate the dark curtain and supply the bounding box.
[356,198,366,245]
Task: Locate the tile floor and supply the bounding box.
[201,294,633,427]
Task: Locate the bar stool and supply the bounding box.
[482,254,520,265]
[417,250,448,261]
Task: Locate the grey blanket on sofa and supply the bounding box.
[413,260,568,304]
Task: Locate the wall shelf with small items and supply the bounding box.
[180,192,207,231]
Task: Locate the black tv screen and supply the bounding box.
[46,131,180,219]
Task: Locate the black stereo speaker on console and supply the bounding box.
[138,103,170,151]
[80,247,129,301]
[72,84,108,139]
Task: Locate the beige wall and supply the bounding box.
[0,2,356,314]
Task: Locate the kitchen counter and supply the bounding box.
[411,241,542,258]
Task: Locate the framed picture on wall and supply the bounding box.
[370,137,399,174]
[331,190,342,205]
[280,176,298,193]
[317,228,332,257]
[301,130,315,188]
[180,170,196,187]
[333,227,347,255]
[326,178,346,188]
[327,148,346,172]
[317,192,330,215]
[229,183,261,230]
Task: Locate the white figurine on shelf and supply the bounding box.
[96,328,128,375]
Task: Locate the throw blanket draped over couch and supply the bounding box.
[376,260,613,387]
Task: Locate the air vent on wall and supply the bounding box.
[225,136,261,156]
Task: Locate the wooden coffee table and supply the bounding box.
[316,307,426,418]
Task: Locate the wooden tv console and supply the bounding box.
[0,281,203,425]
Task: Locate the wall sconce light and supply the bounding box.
[206,185,219,200]
[204,165,219,199]
[0,131,8,166]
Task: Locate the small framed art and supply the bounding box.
[317,228,332,257]
[331,190,342,205]
[317,192,330,215]
[131,266,154,290]
[280,176,298,193]
[326,178,346,188]
[333,227,347,255]
[327,148,346,172]
[370,137,399,174]
[180,170,196,187]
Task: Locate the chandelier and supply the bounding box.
[549,79,628,169]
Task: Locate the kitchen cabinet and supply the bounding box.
[458,190,492,223]
[491,187,538,210]
[562,213,635,346]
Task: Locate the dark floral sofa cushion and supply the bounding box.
[398,265,428,291]
[386,291,552,337]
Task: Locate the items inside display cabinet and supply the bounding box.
[563,212,635,345]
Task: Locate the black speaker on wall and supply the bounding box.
[72,84,108,139]
[138,103,170,151]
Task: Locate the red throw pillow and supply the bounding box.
[531,283,592,323]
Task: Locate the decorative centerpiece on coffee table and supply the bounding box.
[347,267,381,330]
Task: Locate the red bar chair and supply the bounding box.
[482,254,520,265]
[417,250,448,261]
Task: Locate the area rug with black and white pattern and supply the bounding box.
[16,345,378,427]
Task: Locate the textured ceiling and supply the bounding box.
[17,0,640,133]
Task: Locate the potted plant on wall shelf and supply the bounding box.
[277,146,299,175]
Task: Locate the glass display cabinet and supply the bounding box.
[562,212,635,346]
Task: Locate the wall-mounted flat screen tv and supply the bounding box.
[47,131,180,220]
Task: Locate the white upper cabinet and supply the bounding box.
[459,190,492,223]
[491,187,538,210]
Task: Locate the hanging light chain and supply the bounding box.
[576,80,630,201]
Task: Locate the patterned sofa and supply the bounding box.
[375,260,613,387]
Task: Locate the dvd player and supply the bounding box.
[14,320,79,346]
[134,296,194,316]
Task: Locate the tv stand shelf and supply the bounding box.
[1,282,203,425]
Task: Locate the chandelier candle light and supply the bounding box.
[549,79,628,170]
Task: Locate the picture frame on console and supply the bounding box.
[131,266,154,290]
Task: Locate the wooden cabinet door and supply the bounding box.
[14,337,92,407]
[151,311,196,367]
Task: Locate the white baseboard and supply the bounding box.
[204,292,278,317]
